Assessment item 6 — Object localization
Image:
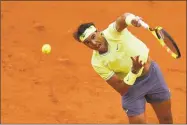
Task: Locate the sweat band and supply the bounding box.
[79,25,97,42]
[125,14,136,26]
[123,71,138,85]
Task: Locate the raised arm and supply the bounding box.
[115,13,143,32]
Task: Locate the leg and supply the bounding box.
[128,113,147,124]
[150,99,173,124]
[145,90,172,124]
[122,61,162,124]
[145,61,173,123]
[122,96,147,124]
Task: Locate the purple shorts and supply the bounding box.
[121,61,171,116]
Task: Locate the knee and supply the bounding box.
[128,113,147,124]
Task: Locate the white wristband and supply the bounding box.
[124,71,138,85]
[125,14,136,26]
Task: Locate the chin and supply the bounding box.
[99,47,106,52]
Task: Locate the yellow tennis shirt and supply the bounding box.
[91,22,150,81]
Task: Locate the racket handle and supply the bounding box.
[138,20,149,29]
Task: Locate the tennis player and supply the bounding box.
[73,13,173,124]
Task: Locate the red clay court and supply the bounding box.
[1,1,186,123]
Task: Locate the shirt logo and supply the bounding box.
[127,76,130,81]
[126,109,128,113]
[116,44,119,50]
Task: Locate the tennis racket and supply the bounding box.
[139,20,181,59]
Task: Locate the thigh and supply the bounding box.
[122,77,149,117]
[145,61,171,103]
[144,62,172,123]
[122,97,147,124]
[122,97,146,117]
[150,99,173,124]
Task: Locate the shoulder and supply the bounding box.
[102,22,118,34]
[102,22,128,38]
[91,50,103,67]
[91,51,114,80]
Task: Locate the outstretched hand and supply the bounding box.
[130,55,145,74]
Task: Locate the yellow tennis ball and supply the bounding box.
[42,44,51,54]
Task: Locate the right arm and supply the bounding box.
[93,56,144,95]
[107,56,145,95]
[106,74,131,96]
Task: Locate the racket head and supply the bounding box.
[151,26,181,59]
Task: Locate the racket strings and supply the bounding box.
[156,29,179,56]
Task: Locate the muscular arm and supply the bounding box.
[115,13,141,32]
[106,74,132,96]
[106,56,144,95]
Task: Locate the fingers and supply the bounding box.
[149,28,155,31]
[131,55,145,66]
[130,56,135,62]
[131,55,139,62]
[131,55,146,74]
[136,56,140,63]
[142,63,146,67]
[139,60,145,67]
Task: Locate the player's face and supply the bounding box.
[83,31,107,52]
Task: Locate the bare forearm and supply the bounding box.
[109,79,131,95]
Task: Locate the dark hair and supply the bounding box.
[73,22,95,42]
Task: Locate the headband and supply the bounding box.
[79,25,97,42]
